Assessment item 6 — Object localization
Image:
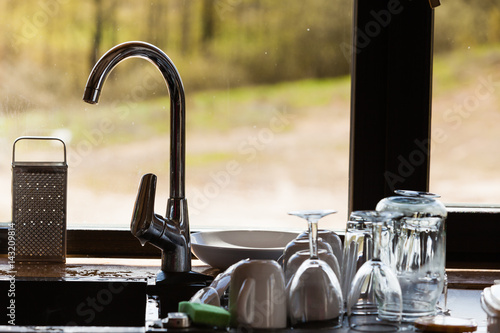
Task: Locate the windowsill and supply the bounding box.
[447,268,500,289]
[446,203,500,213]
[1,256,498,290]
[0,256,219,279]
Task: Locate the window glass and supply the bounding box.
[0,1,352,231]
[431,0,500,204]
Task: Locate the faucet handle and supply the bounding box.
[131,173,167,246]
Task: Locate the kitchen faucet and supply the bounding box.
[83,41,191,273]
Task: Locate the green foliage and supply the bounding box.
[0,0,498,113]
[433,43,500,94]
[435,0,500,52]
[0,0,352,110]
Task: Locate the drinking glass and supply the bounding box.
[285,249,341,287]
[347,211,403,332]
[341,212,374,304]
[376,191,448,321]
[397,216,446,321]
[287,209,343,327]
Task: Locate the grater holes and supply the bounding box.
[13,169,66,260]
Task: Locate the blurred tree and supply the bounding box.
[108,0,118,46]
[148,0,168,48]
[181,0,191,55]
[90,0,104,70]
[488,7,500,43]
[9,0,500,99]
[435,0,500,51]
[201,0,216,53]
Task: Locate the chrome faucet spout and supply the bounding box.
[83,41,186,200]
[83,41,190,272]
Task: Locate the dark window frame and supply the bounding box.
[349,0,500,269]
[1,0,499,268]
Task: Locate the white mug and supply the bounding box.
[229,260,287,329]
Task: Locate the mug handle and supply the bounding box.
[236,278,256,325]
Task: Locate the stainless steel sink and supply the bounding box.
[0,277,147,327]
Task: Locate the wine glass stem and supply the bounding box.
[308,219,319,260]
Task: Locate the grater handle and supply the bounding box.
[13,136,67,164]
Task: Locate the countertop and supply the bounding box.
[0,257,218,279]
[0,257,498,332]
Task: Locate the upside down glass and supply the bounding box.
[376,190,448,321]
[341,212,374,304]
[397,216,446,321]
[285,248,341,287]
[346,211,403,332]
[341,210,397,305]
[287,209,343,327]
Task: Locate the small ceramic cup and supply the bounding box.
[229,260,287,329]
[481,286,500,333]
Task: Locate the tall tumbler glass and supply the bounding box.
[341,212,374,304]
[346,211,404,331]
[397,216,446,321]
[376,190,448,321]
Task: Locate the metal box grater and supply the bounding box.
[12,136,67,262]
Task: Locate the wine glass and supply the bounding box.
[346,211,403,332]
[287,209,343,327]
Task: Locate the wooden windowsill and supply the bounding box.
[447,268,500,289]
[1,256,499,289]
[0,256,219,279]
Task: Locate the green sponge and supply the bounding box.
[178,301,231,328]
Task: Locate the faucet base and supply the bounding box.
[148,271,213,317]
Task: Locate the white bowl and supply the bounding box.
[191,230,298,270]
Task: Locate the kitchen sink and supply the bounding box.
[0,277,147,327]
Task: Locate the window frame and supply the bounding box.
[1,0,499,268]
[349,0,500,269]
[349,0,433,212]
